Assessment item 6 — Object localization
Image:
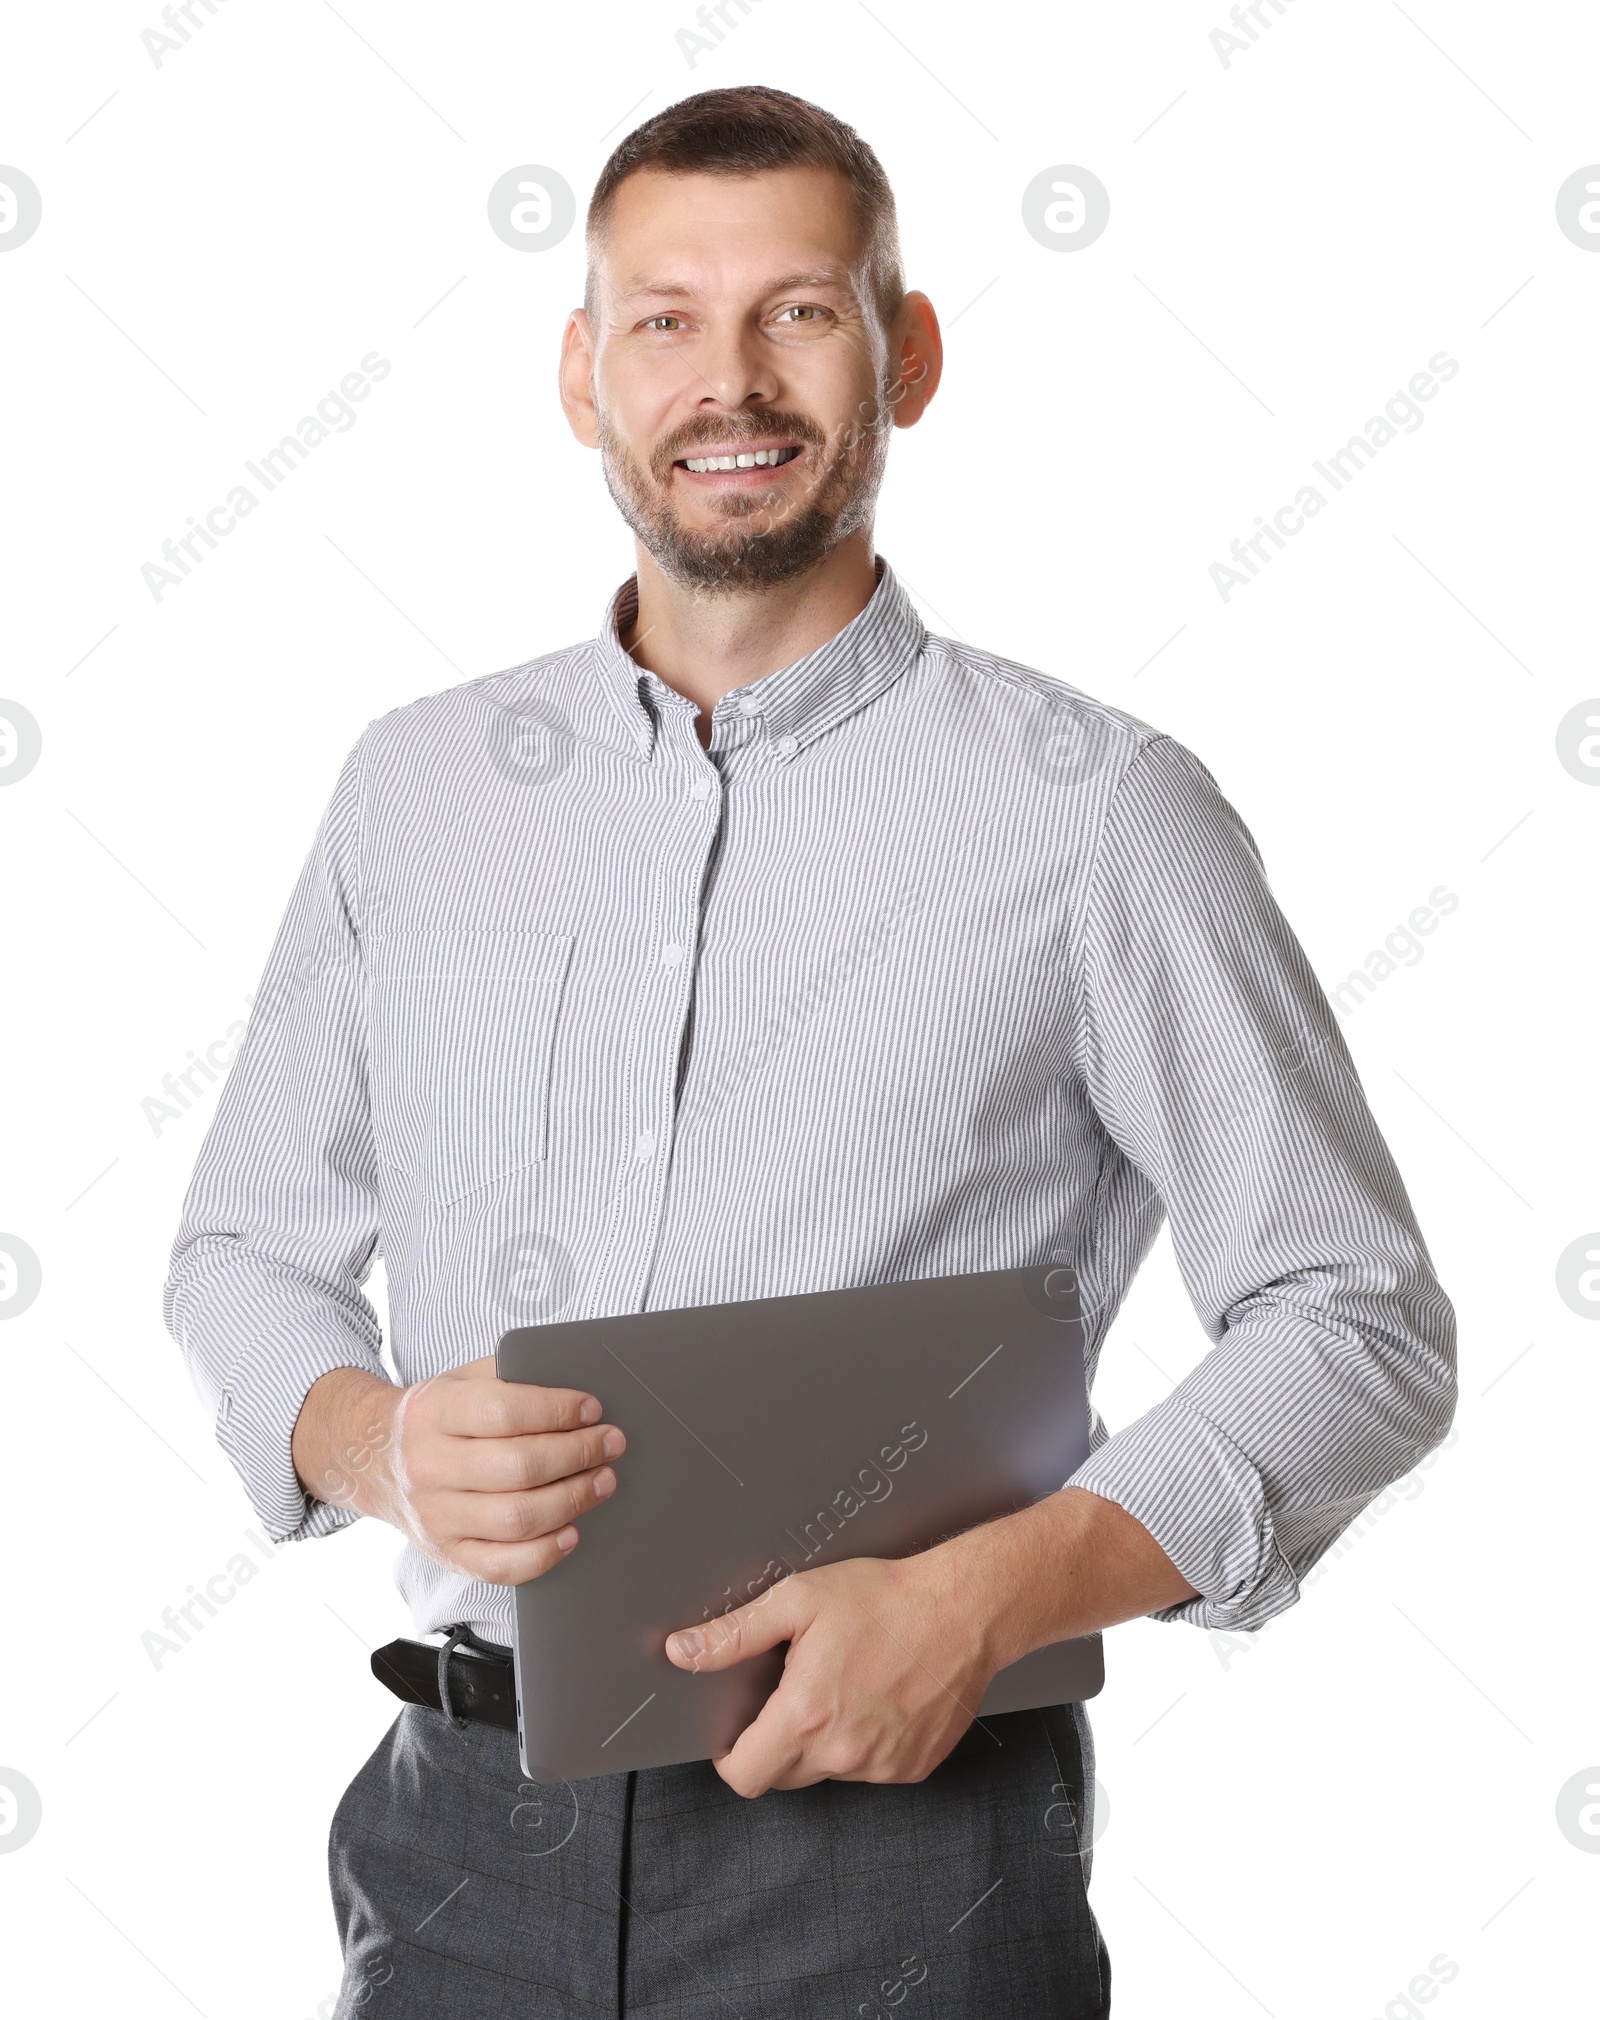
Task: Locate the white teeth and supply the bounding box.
[682,447,798,473]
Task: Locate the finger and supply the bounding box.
[413,1423,626,1494]
[422,1463,619,1549]
[665,1575,808,1672]
[713,1736,810,1800]
[433,1374,603,1440]
[447,1524,582,1587]
[709,1680,821,1798]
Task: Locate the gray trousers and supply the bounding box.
[328,1694,1110,2017]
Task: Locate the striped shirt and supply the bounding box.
[163,553,1457,1646]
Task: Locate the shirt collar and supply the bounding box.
[588,552,927,761]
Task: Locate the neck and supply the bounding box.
[620,532,879,727]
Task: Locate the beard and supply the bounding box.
[595,388,893,595]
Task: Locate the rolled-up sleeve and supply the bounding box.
[163,728,389,1544]
[1064,734,1457,1632]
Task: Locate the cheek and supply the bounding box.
[597,366,695,453]
[800,345,890,435]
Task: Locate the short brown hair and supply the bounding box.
[585,85,904,337]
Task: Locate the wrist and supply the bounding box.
[932,1485,1202,1667]
[929,1491,1098,1673]
[291,1366,402,1520]
[915,1520,1044,1678]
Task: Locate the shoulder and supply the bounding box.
[912,629,1261,878]
[914,626,1198,800]
[352,638,593,766]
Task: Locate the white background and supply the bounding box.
[1,1,1596,2014]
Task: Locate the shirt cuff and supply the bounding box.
[1066,1395,1301,1632]
[171,1263,389,1546]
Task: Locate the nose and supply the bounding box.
[683,311,783,421]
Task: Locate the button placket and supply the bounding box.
[616,735,720,1280]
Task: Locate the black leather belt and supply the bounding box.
[370,1631,1091,1804]
[371,1628,518,1733]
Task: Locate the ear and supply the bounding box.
[558,307,600,449]
[886,289,943,431]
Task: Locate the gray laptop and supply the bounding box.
[497,1262,1103,1781]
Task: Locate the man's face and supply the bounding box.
[568,165,911,595]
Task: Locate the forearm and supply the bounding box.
[675,1485,1203,1794]
[933,1484,1199,1670]
[290,1365,403,1522]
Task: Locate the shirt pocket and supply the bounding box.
[366,928,575,1206]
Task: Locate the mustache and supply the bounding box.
[654,415,827,469]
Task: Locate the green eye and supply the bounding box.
[646,316,684,332]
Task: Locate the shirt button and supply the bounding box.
[686,775,713,801]
[660,943,684,969]
[773,734,799,758]
[634,1130,655,1161]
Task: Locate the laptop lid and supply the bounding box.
[497,1262,1103,1781]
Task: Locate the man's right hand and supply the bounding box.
[290,1359,626,1584]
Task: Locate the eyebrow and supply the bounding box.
[614,267,859,303]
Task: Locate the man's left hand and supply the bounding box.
[664,1551,997,1797]
[663,1486,1199,1798]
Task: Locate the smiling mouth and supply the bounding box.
[673,445,804,475]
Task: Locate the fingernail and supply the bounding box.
[579,1397,601,1422]
[556,1526,578,1551]
[601,1428,624,1458]
[593,1467,616,1498]
[668,1630,704,1661]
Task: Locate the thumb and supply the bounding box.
[665,1574,811,1672]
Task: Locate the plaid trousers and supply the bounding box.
[329,1695,1110,2018]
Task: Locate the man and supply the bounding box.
[165,84,1456,2018]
